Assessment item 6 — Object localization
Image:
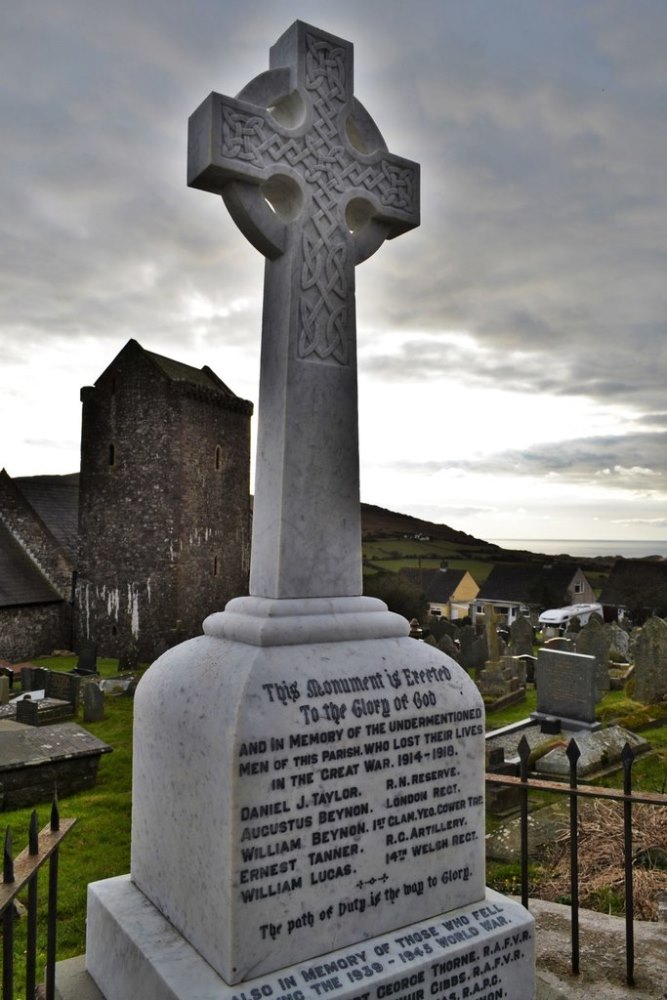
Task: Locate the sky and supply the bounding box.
[2,0,666,547]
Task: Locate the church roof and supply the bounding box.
[14,474,79,561]
[0,520,62,607]
[90,340,253,415]
[143,349,235,395]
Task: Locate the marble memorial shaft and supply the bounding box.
[188,21,419,599]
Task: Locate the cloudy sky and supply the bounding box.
[2,0,666,548]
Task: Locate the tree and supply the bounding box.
[363,572,429,621]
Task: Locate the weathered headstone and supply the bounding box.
[532,647,600,730]
[508,615,533,657]
[0,675,9,706]
[604,620,630,661]
[83,683,105,723]
[437,631,460,661]
[633,616,667,704]
[574,617,611,695]
[457,623,486,671]
[80,21,534,1000]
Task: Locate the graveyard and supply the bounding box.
[0,641,666,995]
[2,16,667,1000]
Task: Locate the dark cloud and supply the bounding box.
[2,0,667,530]
[393,429,667,494]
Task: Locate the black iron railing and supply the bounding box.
[486,737,667,988]
[0,798,76,1000]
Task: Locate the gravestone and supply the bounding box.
[634,616,667,704]
[605,620,630,662]
[83,683,105,723]
[543,636,574,653]
[531,647,600,730]
[79,21,534,1000]
[76,640,98,675]
[508,615,533,657]
[45,670,82,710]
[457,624,486,671]
[574,617,610,695]
[20,665,35,691]
[437,632,460,661]
[0,675,8,705]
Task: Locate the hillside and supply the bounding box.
[361,503,497,548]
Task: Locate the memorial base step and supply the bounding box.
[80,875,535,1000]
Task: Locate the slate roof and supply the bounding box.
[399,568,466,602]
[144,348,235,395]
[14,474,79,560]
[599,559,667,610]
[476,563,579,603]
[0,520,61,607]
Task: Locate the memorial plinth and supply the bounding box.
[74,20,535,1000]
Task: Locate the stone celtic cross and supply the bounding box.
[189,21,419,600]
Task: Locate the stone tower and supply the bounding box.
[76,339,253,661]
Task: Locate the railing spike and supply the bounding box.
[51,792,60,833]
[3,827,14,884]
[566,738,581,765]
[29,810,39,855]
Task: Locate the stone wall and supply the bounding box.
[0,602,71,662]
[76,343,252,661]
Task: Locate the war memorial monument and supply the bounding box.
[64,21,536,1000]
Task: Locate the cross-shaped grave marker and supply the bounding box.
[189,21,419,599]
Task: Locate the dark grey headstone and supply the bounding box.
[76,640,98,675]
[83,683,105,723]
[32,667,48,690]
[534,648,598,727]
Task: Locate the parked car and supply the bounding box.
[538,602,603,633]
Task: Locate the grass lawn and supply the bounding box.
[2,658,139,993]
[2,658,665,993]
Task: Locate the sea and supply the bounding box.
[488,539,667,559]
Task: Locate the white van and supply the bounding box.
[538,603,603,632]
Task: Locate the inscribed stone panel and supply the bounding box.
[535,648,597,723]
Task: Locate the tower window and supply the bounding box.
[215,445,222,471]
[109,443,116,466]
[213,555,219,576]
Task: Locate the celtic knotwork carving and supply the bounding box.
[218,29,417,365]
[305,35,347,106]
[221,107,266,167]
